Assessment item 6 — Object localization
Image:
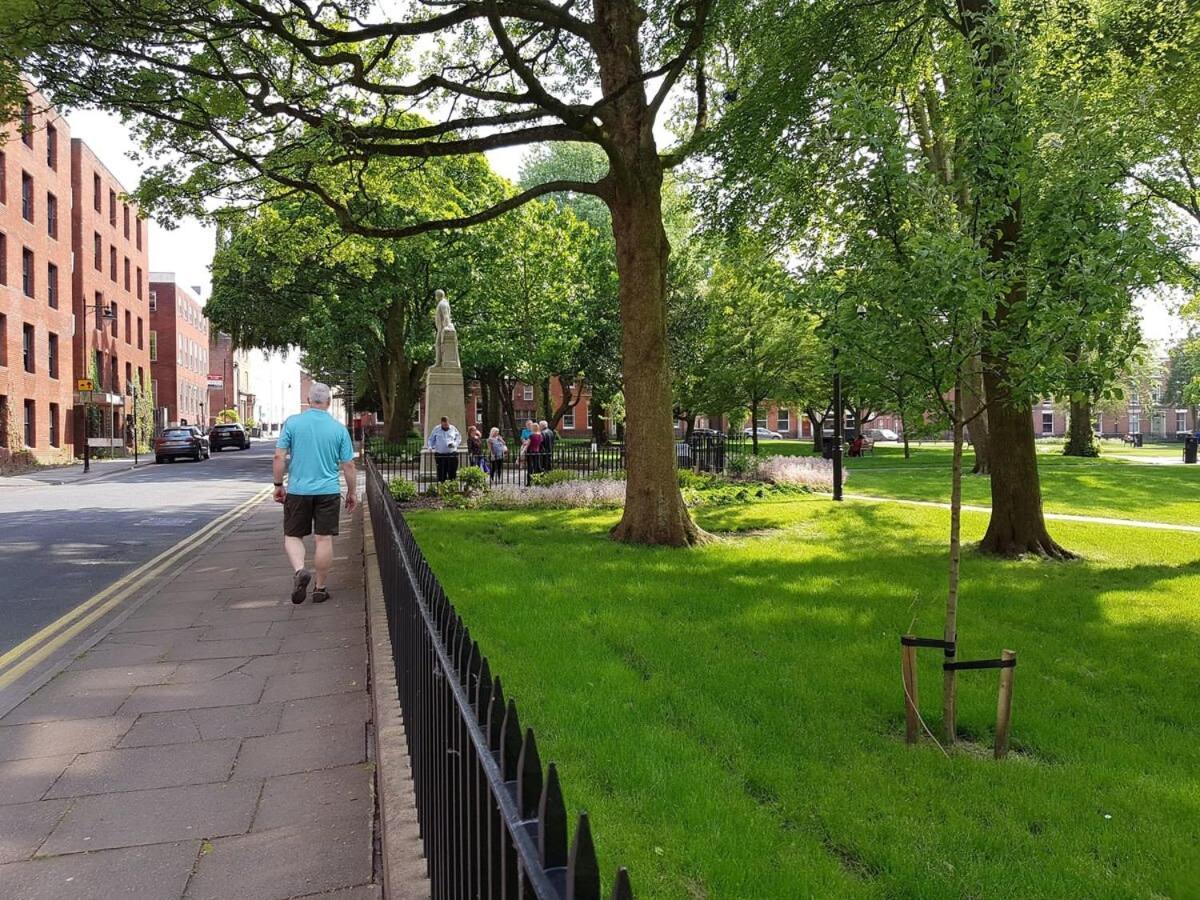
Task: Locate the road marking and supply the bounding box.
[0,488,270,688]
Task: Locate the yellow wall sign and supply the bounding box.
[76,378,95,391]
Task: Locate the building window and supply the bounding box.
[586,405,592,429]
[1041,411,1053,434]
[777,408,790,431]
[0,315,7,366]
[22,323,35,373]
[21,100,33,147]
[523,384,533,401]
[23,400,35,447]
[149,331,158,362]
[137,365,144,391]
[124,309,131,343]
[109,245,117,281]
[1129,412,1140,435]
[124,257,130,291]
[563,409,575,430]
[137,316,143,349]
[0,151,6,203]
[125,361,132,394]
[0,233,5,285]
[46,192,57,238]
[94,173,102,211]
[94,292,103,329]
[110,301,118,336]
[22,247,34,297]
[49,403,59,446]
[137,267,143,300]
[1177,411,1188,434]
[94,232,102,269]
[95,350,103,389]
[136,218,142,250]
[110,356,118,392]
[46,124,57,170]
[47,263,58,309]
[48,332,58,378]
[475,397,483,424]
[21,172,33,222]
[109,189,117,226]
[123,204,130,238]
[149,290,157,312]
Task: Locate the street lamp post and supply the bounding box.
[126,379,139,467]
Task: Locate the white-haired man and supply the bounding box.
[273,382,357,604]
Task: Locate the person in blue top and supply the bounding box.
[273,382,357,604]
[427,416,461,483]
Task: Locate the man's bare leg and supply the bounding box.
[284,536,307,572]
[313,534,334,589]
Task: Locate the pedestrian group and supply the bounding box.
[426,416,557,485]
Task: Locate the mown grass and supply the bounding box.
[407,498,1200,898]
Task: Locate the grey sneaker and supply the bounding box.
[312,587,330,604]
[291,568,312,604]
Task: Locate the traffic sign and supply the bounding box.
[77,378,95,391]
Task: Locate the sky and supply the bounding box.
[67,105,1188,394]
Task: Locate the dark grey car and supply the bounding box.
[155,427,210,463]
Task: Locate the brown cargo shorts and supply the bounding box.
[283,493,341,537]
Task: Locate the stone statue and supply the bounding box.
[433,290,459,367]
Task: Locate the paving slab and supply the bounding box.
[252,764,373,832]
[185,820,372,900]
[260,666,364,703]
[119,673,266,715]
[188,703,283,741]
[0,717,134,762]
[65,644,166,669]
[279,692,370,734]
[169,659,252,683]
[0,839,200,900]
[0,799,70,863]
[2,688,133,726]
[43,664,178,693]
[0,755,77,805]
[46,740,239,798]
[117,712,203,748]
[296,886,382,900]
[278,630,365,654]
[233,725,365,780]
[39,782,261,855]
[198,622,274,641]
[164,637,283,661]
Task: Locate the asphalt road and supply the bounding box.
[0,442,278,656]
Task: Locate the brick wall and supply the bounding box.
[149,277,210,426]
[0,88,75,462]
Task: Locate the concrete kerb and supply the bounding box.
[363,493,432,900]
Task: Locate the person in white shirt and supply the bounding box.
[426,417,461,482]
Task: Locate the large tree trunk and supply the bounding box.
[963,353,990,474]
[1064,398,1098,457]
[964,0,1069,559]
[806,408,826,454]
[598,0,700,546]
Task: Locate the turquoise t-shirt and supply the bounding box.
[277,409,354,495]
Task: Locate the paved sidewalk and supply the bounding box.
[0,498,380,899]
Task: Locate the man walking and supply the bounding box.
[539,418,557,471]
[273,382,357,604]
[427,416,461,483]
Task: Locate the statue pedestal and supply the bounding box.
[423,363,466,438]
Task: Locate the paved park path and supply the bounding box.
[0,498,381,900]
[846,493,1200,533]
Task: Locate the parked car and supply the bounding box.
[743,427,783,440]
[209,422,251,451]
[687,428,724,439]
[155,427,210,463]
[865,427,900,441]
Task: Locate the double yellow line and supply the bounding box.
[0,488,271,691]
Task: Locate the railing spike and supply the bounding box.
[476,656,493,722]
[516,728,543,819]
[567,812,601,900]
[538,763,568,869]
[486,677,505,751]
[611,867,633,900]
[500,699,522,781]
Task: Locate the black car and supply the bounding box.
[209,423,250,451]
[155,427,210,463]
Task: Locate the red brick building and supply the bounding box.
[70,138,151,449]
[149,273,209,427]
[0,88,75,463]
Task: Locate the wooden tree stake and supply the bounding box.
[901,637,919,744]
[993,649,1017,759]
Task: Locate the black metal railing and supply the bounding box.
[367,432,744,490]
[367,457,634,899]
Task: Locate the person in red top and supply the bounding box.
[523,422,543,486]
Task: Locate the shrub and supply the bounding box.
[388,477,418,503]
[435,480,472,508]
[532,469,576,487]
[677,468,717,489]
[458,466,489,495]
[757,455,845,491]
[480,478,626,509]
[726,453,759,479]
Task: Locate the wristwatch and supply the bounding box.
[273,482,283,487]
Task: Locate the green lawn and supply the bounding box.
[406,498,1200,898]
